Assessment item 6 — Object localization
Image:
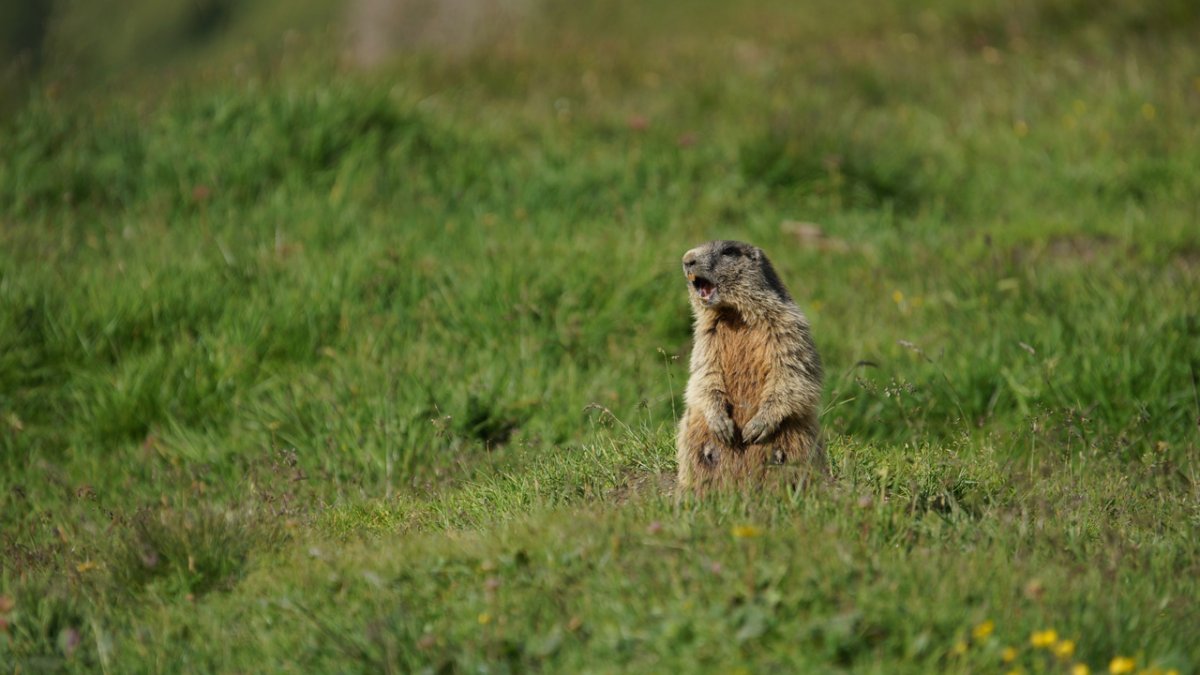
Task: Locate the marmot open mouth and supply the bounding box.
[692,277,715,300]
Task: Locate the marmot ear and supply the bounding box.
[751,247,763,261]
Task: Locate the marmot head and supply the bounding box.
[682,240,792,313]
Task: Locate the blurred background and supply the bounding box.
[5,0,567,107]
[5,0,1196,104]
[2,0,1198,462]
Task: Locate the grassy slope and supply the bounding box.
[2,0,1199,671]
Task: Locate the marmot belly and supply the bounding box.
[676,318,822,490]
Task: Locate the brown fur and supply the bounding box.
[676,240,825,492]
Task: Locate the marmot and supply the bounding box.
[676,240,825,491]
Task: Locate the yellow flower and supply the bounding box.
[477,612,492,625]
[951,641,968,656]
[1072,665,1090,675]
[892,290,904,304]
[731,525,763,539]
[1141,103,1156,121]
[1030,629,1058,648]
[75,560,98,573]
[1001,646,1018,663]
[1014,120,1029,137]
[1109,657,1135,674]
[1054,640,1076,659]
[973,620,995,640]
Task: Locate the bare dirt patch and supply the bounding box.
[347,0,530,67]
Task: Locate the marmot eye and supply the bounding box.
[720,246,741,257]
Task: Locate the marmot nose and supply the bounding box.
[682,253,698,268]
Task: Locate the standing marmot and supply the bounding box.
[676,240,825,491]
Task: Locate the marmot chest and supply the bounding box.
[713,319,771,426]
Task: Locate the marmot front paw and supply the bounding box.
[706,410,736,446]
[741,414,776,445]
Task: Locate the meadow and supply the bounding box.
[1,0,1199,671]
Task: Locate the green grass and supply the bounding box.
[2,0,1199,671]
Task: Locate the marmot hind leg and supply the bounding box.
[767,416,829,485]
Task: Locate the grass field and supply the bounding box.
[2,0,1199,671]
